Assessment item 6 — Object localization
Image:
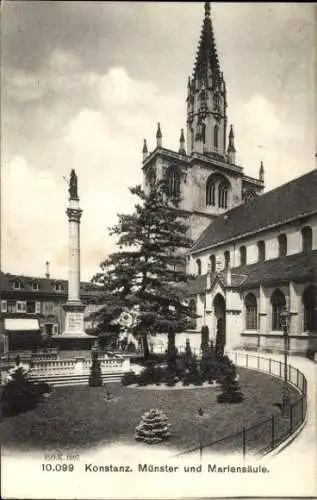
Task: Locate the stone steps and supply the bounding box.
[29,372,123,387]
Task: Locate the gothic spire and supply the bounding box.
[142,139,148,161]
[179,128,186,154]
[227,125,236,163]
[192,2,221,86]
[227,125,236,153]
[259,161,264,182]
[156,122,162,147]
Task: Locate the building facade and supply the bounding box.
[143,3,317,356]
[0,271,100,353]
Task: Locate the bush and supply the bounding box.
[34,382,52,395]
[1,368,43,417]
[121,371,138,386]
[182,371,202,386]
[135,408,171,444]
[217,365,243,404]
[126,342,136,353]
[200,341,218,383]
[138,364,164,386]
[89,351,103,387]
[216,355,236,383]
[200,325,209,354]
[166,372,177,387]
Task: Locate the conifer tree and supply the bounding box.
[135,408,171,444]
[91,178,195,360]
[200,325,209,354]
[89,350,103,387]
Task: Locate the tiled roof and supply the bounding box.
[186,250,317,295]
[193,169,317,252]
[232,249,317,288]
[186,274,207,295]
[0,271,101,297]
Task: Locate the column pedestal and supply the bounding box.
[63,302,86,337]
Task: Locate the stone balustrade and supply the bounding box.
[28,355,130,378]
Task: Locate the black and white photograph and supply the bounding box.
[1,1,316,498]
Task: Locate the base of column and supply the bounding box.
[60,301,90,338]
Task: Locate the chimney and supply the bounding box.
[45,261,50,279]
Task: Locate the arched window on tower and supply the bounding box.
[213,94,220,111]
[196,259,202,276]
[240,246,247,266]
[245,293,257,330]
[206,179,216,206]
[271,289,286,331]
[278,234,287,257]
[167,166,181,198]
[301,226,312,253]
[257,240,265,262]
[209,254,216,272]
[218,182,229,208]
[214,125,219,149]
[302,285,317,332]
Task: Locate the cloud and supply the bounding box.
[2,65,185,280]
[2,3,315,280]
[231,93,314,190]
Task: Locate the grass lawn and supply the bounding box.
[1,368,300,455]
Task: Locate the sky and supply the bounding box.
[1,1,316,281]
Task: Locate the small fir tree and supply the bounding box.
[217,373,243,403]
[200,340,218,383]
[166,329,178,373]
[215,318,225,360]
[184,337,192,370]
[200,325,209,354]
[217,357,243,403]
[135,408,171,444]
[89,350,103,387]
[91,178,195,360]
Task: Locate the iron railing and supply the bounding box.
[174,351,307,459]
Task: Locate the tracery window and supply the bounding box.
[271,289,286,331]
[245,293,257,330]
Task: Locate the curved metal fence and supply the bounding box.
[174,351,307,458]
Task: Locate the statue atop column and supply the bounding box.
[69,169,78,200]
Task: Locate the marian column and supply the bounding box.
[62,169,86,335]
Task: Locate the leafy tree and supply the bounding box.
[91,179,195,360]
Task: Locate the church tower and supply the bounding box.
[187,2,227,157]
[141,2,265,241]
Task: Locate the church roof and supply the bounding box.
[192,2,221,85]
[235,249,317,289]
[192,169,317,253]
[186,249,317,295]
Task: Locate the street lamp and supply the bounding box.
[280,306,290,417]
